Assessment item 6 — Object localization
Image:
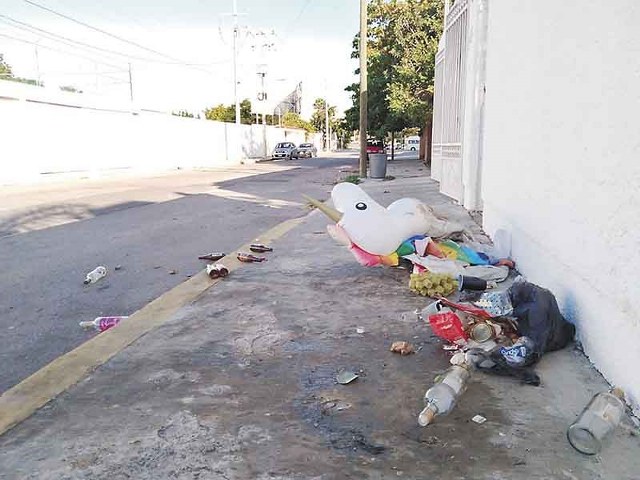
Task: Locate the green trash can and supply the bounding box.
[369,153,387,179]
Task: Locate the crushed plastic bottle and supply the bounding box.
[84,266,107,284]
[418,363,471,426]
[237,252,267,263]
[79,316,128,332]
[567,388,626,455]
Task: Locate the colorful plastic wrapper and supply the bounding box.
[473,290,513,317]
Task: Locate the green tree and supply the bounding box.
[311,98,337,134]
[344,0,443,159]
[281,112,315,132]
[0,54,12,78]
[0,53,43,86]
[204,99,253,124]
[204,104,233,122]
[240,99,252,124]
[333,117,354,149]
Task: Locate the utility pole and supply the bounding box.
[128,62,134,102]
[34,44,41,86]
[328,104,332,151]
[359,0,368,177]
[232,0,240,125]
[325,98,330,151]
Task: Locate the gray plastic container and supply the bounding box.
[369,153,387,179]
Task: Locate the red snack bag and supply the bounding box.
[428,311,469,344]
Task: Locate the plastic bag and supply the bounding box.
[428,311,468,344]
[508,281,576,361]
[403,254,467,276]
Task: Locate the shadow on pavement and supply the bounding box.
[0,201,156,238]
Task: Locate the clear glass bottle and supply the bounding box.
[567,388,626,455]
[418,364,471,426]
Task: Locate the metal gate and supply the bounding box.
[431,0,469,202]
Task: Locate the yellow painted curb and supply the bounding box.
[0,215,306,437]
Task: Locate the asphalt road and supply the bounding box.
[0,154,357,393]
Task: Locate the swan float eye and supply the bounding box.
[355,202,367,211]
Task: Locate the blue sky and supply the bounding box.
[0,0,360,115]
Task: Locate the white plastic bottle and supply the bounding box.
[84,266,107,284]
[418,363,471,426]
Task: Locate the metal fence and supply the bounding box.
[431,0,469,202]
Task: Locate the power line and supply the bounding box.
[0,14,159,63]
[292,0,313,25]
[0,31,125,70]
[0,14,229,68]
[22,0,213,71]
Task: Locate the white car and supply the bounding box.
[272,142,296,159]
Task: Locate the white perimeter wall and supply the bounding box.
[481,1,640,408]
[0,80,311,184]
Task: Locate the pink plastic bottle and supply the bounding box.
[79,316,128,332]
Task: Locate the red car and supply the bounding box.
[366,139,385,155]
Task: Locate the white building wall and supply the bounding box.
[481,1,640,408]
[0,80,307,185]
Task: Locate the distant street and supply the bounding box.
[0,154,360,393]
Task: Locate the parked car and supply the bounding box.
[366,139,385,155]
[291,143,317,159]
[272,142,296,159]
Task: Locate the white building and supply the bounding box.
[431,0,640,410]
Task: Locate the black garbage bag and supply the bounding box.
[508,281,576,363]
[472,281,575,386]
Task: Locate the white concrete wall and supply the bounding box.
[0,80,308,184]
[481,1,640,409]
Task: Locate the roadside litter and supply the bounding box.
[206,263,229,279]
[413,279,577,425]
[336,370,359,385]
[390,341,415,355]
[198,252,226,261]
[249,243,273,253]
[84,266,107,285]
[308,183,514,297]
[237,252,267,263]
[308,183,601,434]
[471,414,487,424]
[79,316,128,332]
[321,399,352,415]
[418,363,471,426]
[420,281,575,384]
[457,275,497,292]
[568,388,626,455]
[409,272,457,297]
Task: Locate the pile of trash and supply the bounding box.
[420,279,575,385]
[308,182,633,452]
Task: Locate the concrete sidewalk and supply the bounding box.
[1,157,638,479]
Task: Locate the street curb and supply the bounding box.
[0,215,307,437]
